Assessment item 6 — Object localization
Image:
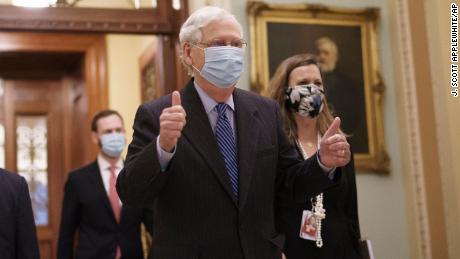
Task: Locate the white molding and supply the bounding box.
[395,0,431,258]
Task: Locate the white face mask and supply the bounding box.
[192,46,244,88]
[100,132,125,158]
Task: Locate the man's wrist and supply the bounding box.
[157,136,175,171]
[159,136,175,153]
[317,150,334,173]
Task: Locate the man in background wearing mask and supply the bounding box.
[58,110,153,259]
[117,6,351,259]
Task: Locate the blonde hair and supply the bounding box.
[267,53,341,144]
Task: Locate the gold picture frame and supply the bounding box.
[248,2,389,173]
[139,40,159,103]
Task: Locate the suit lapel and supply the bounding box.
[181,81,238,206]
[233,89,260,210]
[88,161,118,223]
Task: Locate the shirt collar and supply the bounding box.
[193,81,235,114]
[97,154,124,170]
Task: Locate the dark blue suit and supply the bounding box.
[57,161,153,259]
[117,80,337,259]
[0,168,40,259]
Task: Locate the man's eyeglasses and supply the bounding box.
[193,39,248,48]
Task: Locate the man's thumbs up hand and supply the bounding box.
[318,117,350,168]
[171,90,181,106]
[159,91,186,152]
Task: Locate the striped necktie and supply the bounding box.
[215,103,239,198]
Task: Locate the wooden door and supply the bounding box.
[4,79,68,259]
[0,32,108,259]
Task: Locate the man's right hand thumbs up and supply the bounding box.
[319,117,350,168]
[159,91,186,152]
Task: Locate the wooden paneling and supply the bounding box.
[0,0,190,94]
[0,32,107,162]
[0,3,189,256]
[0,4,172,34]
[4,79,64,259]
[0,32,108,259]
[0,0,190,35]
[0,32,103,52]
[0,52,81,78]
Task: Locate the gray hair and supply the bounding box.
[179,6,243,75]
[316,37,338,56]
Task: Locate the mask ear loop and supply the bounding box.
[187,42,205,76]
[191,64,201,74]
[192,43,204,51]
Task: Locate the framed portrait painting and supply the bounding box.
[140,39,159,103]
[248,2,389,172]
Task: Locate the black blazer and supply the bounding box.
[277,149,361,259]
[0,168,40,259]
[57,161,153,259]
[117,80,337,259]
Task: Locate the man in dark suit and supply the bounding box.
[57,110,153,259]
[116,6,351,259]
[0,168,40,259]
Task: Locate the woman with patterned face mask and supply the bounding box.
[268,53,361,259]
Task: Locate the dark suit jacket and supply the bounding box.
[117,80,337,259]
[57,161,153,259]
[277,149,361,259]
[0,168,40,259]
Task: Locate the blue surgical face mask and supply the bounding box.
[100,132,126,158]
[285,84,325,118]
[192,46,244,88]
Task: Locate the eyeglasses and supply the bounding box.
[193,39,248,48]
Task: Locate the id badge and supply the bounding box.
[299,210,317,241]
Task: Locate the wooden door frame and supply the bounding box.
[3,79,65,258]
[0,3,189,258]
[0,31,107,167]
[0,2,173,34]
[1,32,107,258]
[0,0,190,91]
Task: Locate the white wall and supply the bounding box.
[198,0,410,258]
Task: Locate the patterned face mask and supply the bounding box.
[285,84,325,118]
